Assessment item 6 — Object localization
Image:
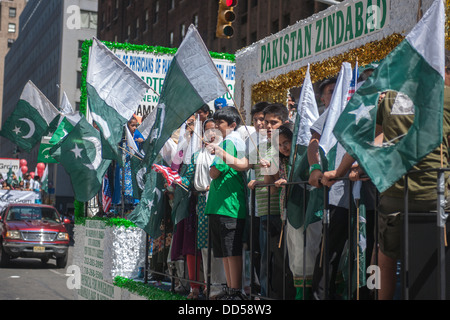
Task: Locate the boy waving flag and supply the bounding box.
[333,0,445,193]
[0,81,60,152]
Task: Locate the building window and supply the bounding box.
[193,14,198,28]
[135,18,139,39]
[180,24,185,39]
[77,71,81,89]
[8,23,16,33]
[169,0,175,10]
[80,11,98,29]
[153,1,159,24]
[113,0,119,18]
[169,31,174,47]
[9,7,17,18]
[7,39,15,48]
[78,40,84,58]
[144,10,149,32]
[271,19,279,34]
[282,13,290,29]
[127,25,131,42]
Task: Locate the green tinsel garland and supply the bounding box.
[113,276,187,300]
[74,216,138,229]
[73,200,85,224]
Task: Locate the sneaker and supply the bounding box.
[187,288,200,300]
[216,286,230,300]
[226,288,248,300]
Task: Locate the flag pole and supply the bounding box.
[118,145,143,161]
[356,198,360,300]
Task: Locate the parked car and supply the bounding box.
[0,203,70,268]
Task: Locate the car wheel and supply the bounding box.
[0,242,11,267]
[56,254,68,268]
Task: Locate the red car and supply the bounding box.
[0,203,70,268]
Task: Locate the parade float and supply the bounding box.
[71,0,450,300]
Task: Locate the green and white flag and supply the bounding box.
[86,37,150,163]
[287,64,319,229]
[37,136,58,163]
[49,92,81,144]
[128,163,166,237]
[0,81,60,152]
[142,24,228,167]
[49,116,112,202]
[333,0,445,193]
[320,62,353,158]
[39,93,81,163]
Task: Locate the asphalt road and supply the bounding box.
[0,241,76,300]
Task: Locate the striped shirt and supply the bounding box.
[252,144,280,217]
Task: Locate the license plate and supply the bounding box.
[33,246,45,253]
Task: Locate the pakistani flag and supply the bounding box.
[127,162,166,237]
[39,94,82,163]
[142,24,228,167]
[333,0,445,193]
[86,37,150,163]
[0,81,60,152]
[320,62,353,158]
[286,64,319,229]
[300,62,353,229]
[49,92,81,144]
[49,116,112,202]
[37,136,58,163]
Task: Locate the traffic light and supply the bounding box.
[216,0,237,39]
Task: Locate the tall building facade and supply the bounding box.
[96,0,330,54]
[1,0,98,213]
[0,0,27,125]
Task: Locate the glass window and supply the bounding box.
[193,14,198,28]
[80,11,98,29]
[169,31,174,47]
[153,1,159,24]
[78,40,84,58]
[9,7,17,18]
[180,24,185,39]
[8,23,16,33]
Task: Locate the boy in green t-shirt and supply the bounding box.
[205,106,247,300]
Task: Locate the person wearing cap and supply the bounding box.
[214,97,227,110]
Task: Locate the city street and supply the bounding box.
[0,246,75,300]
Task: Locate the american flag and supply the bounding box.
[151,164,183,187]
[347,61,359,101]
[102,173,112,213]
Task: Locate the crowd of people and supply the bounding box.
[0,172,41,194]
[109,50,450,301]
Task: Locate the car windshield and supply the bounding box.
[6,207,61,223]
